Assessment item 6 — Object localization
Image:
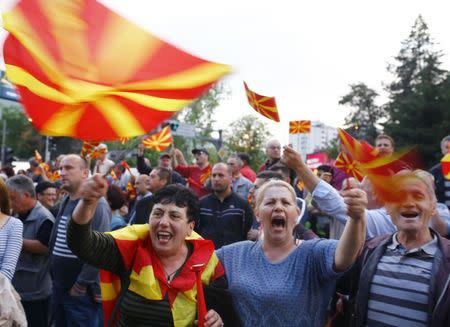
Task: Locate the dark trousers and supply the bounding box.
[22,298,49,327]
[51,286,100,327]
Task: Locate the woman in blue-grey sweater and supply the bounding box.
[0,178,23,281]
[216,146,367,326]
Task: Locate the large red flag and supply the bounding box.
[244,82,279,122]
[3,0,231,141]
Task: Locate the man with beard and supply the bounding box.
[196,163,254,249]
[48,154,111,326]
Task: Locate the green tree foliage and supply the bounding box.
[339,83,383,143]
[1,106,43,159]
[383,15,449,167]
[225,115,272,171]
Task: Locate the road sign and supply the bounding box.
[167,120,196,138]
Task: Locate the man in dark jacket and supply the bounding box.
[430,135,450,210]
[338,170,450,327]
[197,163,254,249]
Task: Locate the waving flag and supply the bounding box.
[442,154,450,179]
[119,137,130,145]
[335,151,364,182]
[337,128,420,202]
[244,82,279,122]
[34,150,43,163]
[142,126,172,151]
[80,141,99,158]
[289,120,311,134]
[3,0,231,141]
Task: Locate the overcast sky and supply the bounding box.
[2,0,450,143]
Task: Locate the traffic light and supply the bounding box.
[3,147,15,166]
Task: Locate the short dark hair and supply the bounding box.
[152,184,200,224]
[317,165,333,175]
[238,153,251,165]
[269,162,297,186]
[1,166,15,178]
[256,170,284,181]
[154,167,172,185]
[107,185,127,210]
[35,181,57,195]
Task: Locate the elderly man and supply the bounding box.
[93,143,115,175]
[258,139,281,172]
[338,170,450,326]
[197,163,254,249]
[430,135,450,210]
[7,175,54,327]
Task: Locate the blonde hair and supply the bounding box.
[255,179,296,209]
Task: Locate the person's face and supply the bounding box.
[386,178,435,235]
[376,138,394,156]
[148,169,166,193]
[149,202,194,257]
[226,158,240,175]
[443,140,450,155]
[256,186,299,244]
[211,164,231,193]
[159,157,171,168]
[318,171,332,184]
[59,156,88,194]
[37,187,57,209]
[266,140,281,160]
[194,151,208,165]
[8,190,29,215]
[135,175,150,195]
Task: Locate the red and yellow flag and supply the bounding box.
[244,82,279,122]
[3,0,231,141]
[142,126,172,151]
[34,150,43,163]
[289,120,311,134]
[100,225,224,327]
[442,154,450,180]
[47,170,60,182]
[90,147,107,159]
[335,151,364,182]
[80,141,99,158]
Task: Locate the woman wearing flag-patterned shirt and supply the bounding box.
[67,180,229,327]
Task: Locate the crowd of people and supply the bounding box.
[0,135,449,327]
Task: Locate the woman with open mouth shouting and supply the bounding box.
[216,145,367,327]
[67,178,234,327]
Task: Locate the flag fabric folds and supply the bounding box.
[441,154,450,179]
[336,128,419,202]
[80,141,100,158]
[142,126,172,151]
[3,0,231,141]
[334,151,364,182]
[244,82,279,122]
[289,120,311,134]
[100,225,224,327]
